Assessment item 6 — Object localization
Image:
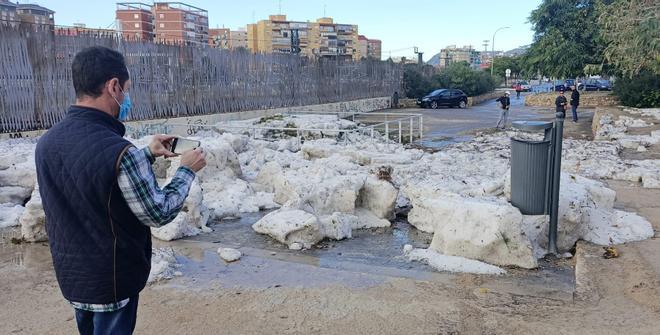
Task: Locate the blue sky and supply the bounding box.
[34,0,542,60]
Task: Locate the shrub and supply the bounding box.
[433,62,496,96]
[614,71,660,108]
[403,62,496,98]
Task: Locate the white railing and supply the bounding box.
[164,111,424,145]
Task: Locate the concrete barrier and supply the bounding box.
[468,91,501,107]
[0,97,391,140]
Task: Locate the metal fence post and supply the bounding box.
[385,122,389,143]
[419,116,424,140]
[409,117,414,142]
[398,120,402,143]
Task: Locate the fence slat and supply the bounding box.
[0,25,402,133]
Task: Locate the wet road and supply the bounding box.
[376,92,595,147]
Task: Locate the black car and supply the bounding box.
[417,89,468,109]
[584,79,612,91]
[555,79,584,91]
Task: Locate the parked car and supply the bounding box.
[518,81,531,91]
[584,79,612,91]
[554,79,583,91]
[417,89,468,109]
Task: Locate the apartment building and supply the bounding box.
[247,15,360,60]
[437,45,481,69]
[116,2,154,41]
[247,15,313,57]
[0,0,18,27]
[15,2,54,27]
[309,17,358,60]
[210,28,247,49]
[209,27,230,48]
[367,38,381,60]
[55,23,116,37]
[152,2,208,45]
[229,29,247,49]
[357,35,368,59]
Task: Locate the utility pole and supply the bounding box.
[490,26,510,76]
[414,47,423,66]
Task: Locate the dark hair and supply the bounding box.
[72,46,129,99]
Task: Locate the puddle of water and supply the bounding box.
[183,213,434,272]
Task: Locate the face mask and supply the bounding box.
[112,86,132,121]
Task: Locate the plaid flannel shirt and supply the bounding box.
[70,146,195,312]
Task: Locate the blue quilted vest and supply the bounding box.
[35,106,152,304]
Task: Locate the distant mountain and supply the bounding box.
[503,45,530,57]
[426,45,530,66]
[427,53,441,66]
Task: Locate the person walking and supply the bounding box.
[392,91,400,109]
[515,83,522,99]
[555,89,568,118]
[495,91,511,129]
[35,46,207,335]
[570,85,580,122]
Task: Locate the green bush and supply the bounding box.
[403,62,496,98]
[433,62,496,96]
[614,71,660,108]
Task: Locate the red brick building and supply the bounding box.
[152,2,208,45]
[367,39,382,60]
[209,28,230,48]
[116,2,154,41]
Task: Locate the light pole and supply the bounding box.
[490,26,510,77]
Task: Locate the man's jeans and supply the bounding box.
[496,108,509,129]
[571,105,578,121]
[74,296,139,335]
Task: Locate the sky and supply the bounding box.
[33,0,542,60]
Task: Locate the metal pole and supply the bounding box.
[490,26,510,77]
[548,112,564,256]
[419,116,424,139]
[398,120,402,143]
[409,117,414,142]
[385,122,389,143]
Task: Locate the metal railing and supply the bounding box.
[163,111,424,145]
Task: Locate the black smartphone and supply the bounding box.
[171,137,201,155]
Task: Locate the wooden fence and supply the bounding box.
[0,25,402,133]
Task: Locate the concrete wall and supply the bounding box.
[0,97,391,140]
[526,92,619,108]
[467,91,501,107]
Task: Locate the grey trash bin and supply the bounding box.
[510,121,554,215]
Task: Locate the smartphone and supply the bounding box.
[171,137,201,155]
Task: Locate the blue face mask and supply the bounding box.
[112,86,132,121]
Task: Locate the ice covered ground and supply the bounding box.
[0,111,656,274]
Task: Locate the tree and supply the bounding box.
[598,0,660,77]
[434,62,496,96]
[526,0,607,78]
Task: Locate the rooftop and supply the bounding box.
[16,3,54,14]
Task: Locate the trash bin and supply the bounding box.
[510,121,554,215]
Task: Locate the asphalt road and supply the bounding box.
[383,92,593,147]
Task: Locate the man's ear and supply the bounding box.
[106,78,120,99]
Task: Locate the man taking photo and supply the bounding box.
[35,46,207,334]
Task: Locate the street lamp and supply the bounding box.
[490,26,510,76]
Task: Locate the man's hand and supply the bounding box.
[149,135,176,158]
[180,148,207,173]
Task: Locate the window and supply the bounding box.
[283,32,288,38]
[159,23,164,28]
[159,13,164,19]
[134,23,140,28]
[133,14,139,19]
